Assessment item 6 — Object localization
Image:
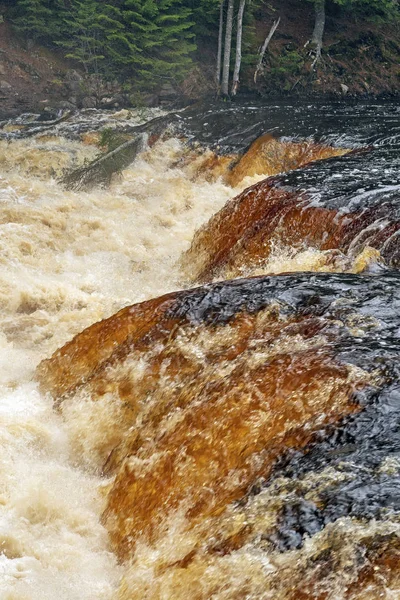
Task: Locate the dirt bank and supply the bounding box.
[244,0,400,98]
[0,1,399,118]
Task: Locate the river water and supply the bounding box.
[0,100,399,599]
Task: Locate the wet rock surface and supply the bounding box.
[38,271,400,571]
[183,125,400,281]
[2,99,399,598]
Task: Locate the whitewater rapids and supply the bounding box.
[1,102,399,599]
[0,128,241,598]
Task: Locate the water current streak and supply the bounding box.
[1,101,400,599]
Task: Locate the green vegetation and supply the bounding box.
[12,0,60,42]
[10,0,210,89]
[8,0,400,95]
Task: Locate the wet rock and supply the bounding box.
[65,69,84,94]
[225,134,349,188]
[138,93,159,107]
[272,499,324,551]
[57,100,76,111]
[81,96,97,109]
[37,106,61,121]
[36,275,371,561]
[100,96,119,108]
[159,82,178,102]
[182,149,398,282]
[0,79,11,91]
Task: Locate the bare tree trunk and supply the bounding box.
[311,0,325,68]
[221,0,234,98]
[231,0,246,96]
[254,17,280,83]
[216,0,225,88]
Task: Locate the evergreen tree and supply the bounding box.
[57,0,128,75]
[183,0,220,39]
[307,0,399,67]
[332,0,398,16]
[12,0,58,42]
[122,0,196,88]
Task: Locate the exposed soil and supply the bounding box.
[0,19,72,119]
[245,0,400,98]
[0,1,399,118]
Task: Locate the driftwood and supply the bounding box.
[254,17,280,84]
[60,133,148,191]
[62,111,184,191]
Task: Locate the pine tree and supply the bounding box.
[122,0,196,88]
[57,0,128,75]
[306,0,399,68]
[12,0,57,42]
[183,0,221,39]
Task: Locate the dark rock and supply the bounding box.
[81,96,97,109]
[100,96,119,108]
[37,106,61,121]
[0,80,11,91]
[138,93,159,107]
[65,69,84,94]
[158,82,178,105]
[57,100,77,111]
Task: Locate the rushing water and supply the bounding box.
[0,100,399,599]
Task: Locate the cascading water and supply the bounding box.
[0,100,399,599]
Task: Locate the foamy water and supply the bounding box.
[0,129,238,598]
[0,109,390,599]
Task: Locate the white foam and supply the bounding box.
[0,134,234,598]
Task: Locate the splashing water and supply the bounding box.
[0,101,400,599]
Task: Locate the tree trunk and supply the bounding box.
[216,0,225,87]
[254,17,280,84]
[231,0,246,96]
[221,0,234,98]
[311,0,325,68]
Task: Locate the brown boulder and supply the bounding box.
[37,277,368,562]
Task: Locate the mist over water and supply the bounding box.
[0,101,400,599]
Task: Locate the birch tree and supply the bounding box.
[220,0,234,97]
[231,0,246,96]
[306,0,325,68]
[216,0,224,87]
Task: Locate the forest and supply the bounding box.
[3,0,400,99]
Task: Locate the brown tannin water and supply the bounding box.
[0,101,400,599]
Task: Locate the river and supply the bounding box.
[0,100,399,599]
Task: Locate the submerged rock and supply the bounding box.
[37,274,376,561]
[182,152,398,282]
[225,134,349,187]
